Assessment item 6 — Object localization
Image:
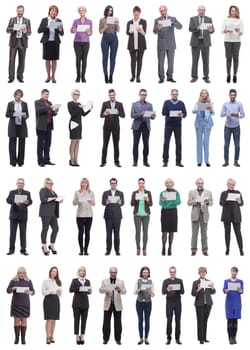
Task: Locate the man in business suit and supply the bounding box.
[162,266,184,345]
[153,5,182,83]
[99,267,126,345]
[189,5,214,83]
[6,5,31,83]
[191,266,216,344]
[6,89,29,167]
[100,89,125,167]
[187,178,213,256]
[126,6,147,82]
[102,178,124,255]
[6,178,32,255]
[131,89,156,167]
[35,89,59,167]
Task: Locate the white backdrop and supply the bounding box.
[0,0,249,349]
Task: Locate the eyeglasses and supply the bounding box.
[46,182,53,185]
[140,94,147,96]
[73,93,80,96]
[110,182,117,185]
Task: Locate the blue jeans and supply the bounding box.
[136,300,152,339]
[101,33,118,76]
[195,126,211,164]
[224,126,240,161]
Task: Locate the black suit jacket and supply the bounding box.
[35,99,57,131]
[6,100,29,138]
[162,278,184,302]
[100,101,125,130]
[7,189,32,220]
[38,17,64,44]
[102,189,124,220]
[191,279,216,306]
[69,278,91,309]
[220,190,243,223]
[131,190,153,214]
[6,16,31,48]
[39,187,59,218]
[189,16,214,47]
[126,19,147,50]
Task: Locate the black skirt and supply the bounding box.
[161,208,178,232]
[69,120,82,140]
[43,41,60,60]
[43,294,60,320]
[11,305,30,318]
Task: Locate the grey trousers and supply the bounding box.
[191,211,208,252]
[134,215,150,250]
[158,49,175,79]
[224,41,241,75]
[191,45,209,79]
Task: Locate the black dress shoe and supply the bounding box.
[108,75,113,84]
[143,161,150,167]
[203,77,211,83]
[176,339,182,345]
[130,77,135,82]
[204,339,209,343]
[136,77,141,83]
[79,252,83,255]
[8,79,14,83]
[225,249,229,255]
[176,163,184,167]
[206,163,211,167]
[48,245,57,254]
[138,340,143,345]
[240,250,244,256]
[166,339,171,345]
[144,339,150,345]
[158,78,164,83]
[20,250,29,256]
[103,340,108,344]
[132,162,137,166]
[76,339,81,345]
[105,252,110,256]
[75,77,80,82]
[116,252,120,256]
[233,75,237,83]
[45,78,50,83]
[234,160,240,167]
[39,163,45,167]
[7,251,14,255]
[190,78,197,82]
[45,161,55,165]
[41,247,49,255]
[80,340,85,344]
[17,78,24,83]
[105,75,109,83]
[100,162,106,167]
[115,162,121,167]
[81,75,86,83]
[52,79,56,83]
[167,77,176,82]
[84,251,89,256]
[222,161,229,167]
[197,163,201,166]
[200,340,204,344]
[116,341,121,345]
[226,75,231,83]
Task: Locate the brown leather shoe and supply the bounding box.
[137,249,140,256]
[203,251,209,256]
[143,250,147,256]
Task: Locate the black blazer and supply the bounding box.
[35,99,57,131]
[6,17,31,48]
[100,101,125,130]
[220,190,243,223]
[131,190,153,215]
[38,17,64,44]
[126,19,147,50]
[7,189,32,220]
[39,187,59,218]
[191,279,216,306]
[6,101,29,138]
[69,278,91,309]
[102,190,124,220]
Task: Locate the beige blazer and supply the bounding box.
[187,189,213,223]
[99,278,126,311]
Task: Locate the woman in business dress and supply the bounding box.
[134,266,154,345]
[73,178,95,255]
[223,266,243,344]
[99,5,119,83]
[221,6,244,83]
[159,178,181,256]
[39,178,63,255]
[38,5,64,83]
[7,267,34,345]
[191,266,216,344]
[5,89,29,167]
[68,89,93,166]
[69,266,92,344]
[42,266,62,344]
[126,6,146,82]
[192,89,215,167]
[219,178,244,256]
[70,6,93,82]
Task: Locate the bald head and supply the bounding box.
[198,5,206,16]
[159,5,167,17]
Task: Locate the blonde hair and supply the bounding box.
[227,178,236,186]
[13,267,30,281]
[78,6,87,12]
[79,178,90,192]
[198,89,211,103]
[44,177,53,186]
[77,266,86,276]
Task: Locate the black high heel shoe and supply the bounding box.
[41,247,49,256]
[48,245,57,254]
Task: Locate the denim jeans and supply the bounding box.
[195,126,211,164]
[224,126,240,161]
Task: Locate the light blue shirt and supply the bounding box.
[220,100,245,128]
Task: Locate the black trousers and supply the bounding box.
[101,127,120,163]
[105,217,121,253]
[8,44,26,80]
[76,217,93,253]
[41,216,59,244]
[73,307,89,335]
[224,222,243,251]
[195,304,211,341]
[74,41,90,78]
[36,126,52,164]
[163,125,182,163]
[129,49,145,78]
[166,301,182,340]
[9,219,27,252]
[103,303,122,342]
[133,123,150,163]
[9,137,26,166]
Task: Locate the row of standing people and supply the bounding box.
[6,87,244,168]
[6,265,244,346]
[7,5,244,84]
[6,176,244,257]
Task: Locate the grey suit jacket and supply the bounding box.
[153,15,182,50]
[188,189,213,223]
[131,100,154,131]
[6,17,31,48]
[189,16,214,47]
